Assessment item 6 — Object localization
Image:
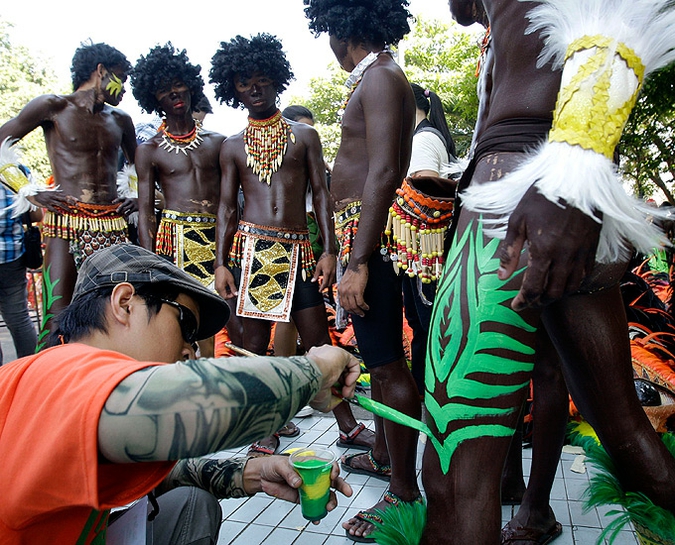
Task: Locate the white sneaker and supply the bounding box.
[296,405,314,417]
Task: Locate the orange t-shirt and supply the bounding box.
[0,343,175,544]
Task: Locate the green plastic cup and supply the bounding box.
[289,447,337,521]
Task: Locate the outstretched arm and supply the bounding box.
[98,345,360,464]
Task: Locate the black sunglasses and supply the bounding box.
[160,299,199,346]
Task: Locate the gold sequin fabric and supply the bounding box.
[156,209,217,289]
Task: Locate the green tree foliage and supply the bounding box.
[402,16,483,156]
[0,19,63,180]
[289,63,346,162]
[289,17,484,163]
[620,62,675,204]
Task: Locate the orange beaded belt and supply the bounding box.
[42,202,128,241]
[384,177,454,283]
[228,220,316,279]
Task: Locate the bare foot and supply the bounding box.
[343,498,389,541]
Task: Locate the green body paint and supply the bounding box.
[106,73,123,98]
[424,219,535,473]
[36,264,62,352]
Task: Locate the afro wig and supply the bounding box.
[210,33,294,109]
[131,43,207,115]
[71,41,131,91]
[304,0,412,46]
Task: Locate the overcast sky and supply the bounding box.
[3,0,462,135]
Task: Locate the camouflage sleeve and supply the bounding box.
[99,355,322,464]
[157,456,249,499]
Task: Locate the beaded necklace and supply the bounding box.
[158,119,204,155]
[244,109,295,185]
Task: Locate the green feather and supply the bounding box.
[369,500,427,545]
[569,423,675,544]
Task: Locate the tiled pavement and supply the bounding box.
[210,415,640,545]
[0,323,640,544]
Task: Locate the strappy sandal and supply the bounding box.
[276,422,301,437]
[345,490,424,543]
[248,434,280,457]
[337,422,376,451]
[341,449,391,481]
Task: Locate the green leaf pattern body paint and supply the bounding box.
[424,218,535,473]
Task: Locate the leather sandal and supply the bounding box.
[337,422,376,451]
[341,449,391,481]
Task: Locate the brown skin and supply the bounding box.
[0,62,137,324]
[215,73,336,300]
[214,72,367,442]
[420,1,675,543]
[327,36,419,540]
[136,79,225,357]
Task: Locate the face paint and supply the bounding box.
[106,72,123,98]
[424,218,535,473]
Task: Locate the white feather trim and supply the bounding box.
[116,164,138,225]
[523,0,675,74]
[116,164,138,198]
[0,137,55,217]
[461,141,670,263]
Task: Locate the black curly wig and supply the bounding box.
[209,33,294,109]
[130,43,206,115]
[71,42,132,91]
[304,0,412,46]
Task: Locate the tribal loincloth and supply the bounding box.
[42,202,129,268]
[229,221,315,322]
[156,209,217,290]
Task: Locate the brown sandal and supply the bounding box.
[341,449,391,481]
[247,434,280,457]
[337,422,376,451]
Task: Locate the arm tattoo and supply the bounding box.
[99,355,321,463]
[156,456,248,499]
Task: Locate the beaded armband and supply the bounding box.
[0,138,54,217]
[549,35,645,160]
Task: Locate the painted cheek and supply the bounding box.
[106,74,124,98]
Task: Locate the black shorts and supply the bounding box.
[348,252,404,369]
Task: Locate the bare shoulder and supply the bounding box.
[220,130,244,158]
[201,129,227,146]
[23,93,70,116]
[288,120,320,145]
[105,105,133,120]
[136,136,161,157]
[361,55,409,95]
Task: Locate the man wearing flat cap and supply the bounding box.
[0,243,358,544]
